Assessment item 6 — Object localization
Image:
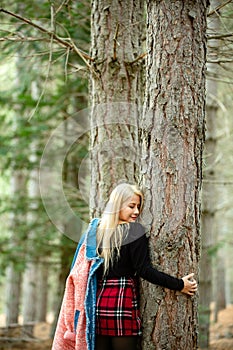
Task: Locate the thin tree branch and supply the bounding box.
[28,35,54,121]
[68,62,87,72]
[64,47,70,81]
[50,0,56,33]
[55,0,71,15]
[67,63,86,74]
[207,0,233,17]
[0,36,51,42]
[126,52,147,65]
[0,8,94,65]
[113,23,120,61]
[203,180,233,185]
[28,2,56,121]
[207,58,233,63]
[207,32,233,40]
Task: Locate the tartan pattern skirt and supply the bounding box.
[96,277,142,336]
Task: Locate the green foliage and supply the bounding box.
[0,0,91,276]
[207,240,226,257]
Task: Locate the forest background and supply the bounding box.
[0,1,233,350]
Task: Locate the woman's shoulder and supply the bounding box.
[121,221,147,246]
[129,221,146,232]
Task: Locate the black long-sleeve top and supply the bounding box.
[96,222,184,291]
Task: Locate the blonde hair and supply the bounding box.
[96,183,143,275]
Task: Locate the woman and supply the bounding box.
[95,183,197,350]
[52,183,197,350]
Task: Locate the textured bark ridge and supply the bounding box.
[90,0,145,104]
[89,0,145,216]
[140,1,209,349]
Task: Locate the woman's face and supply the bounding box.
[119,194,141,223]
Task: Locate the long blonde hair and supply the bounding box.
[96,183,143,275]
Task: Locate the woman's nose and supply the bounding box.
[134,207,139,214]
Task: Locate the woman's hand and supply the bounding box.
[181,273,198,296]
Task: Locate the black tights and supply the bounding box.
[95,335,139,350]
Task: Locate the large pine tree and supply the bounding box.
[140,1,209,349]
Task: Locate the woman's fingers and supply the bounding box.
[185,273,194,280]
[181,273,198,295]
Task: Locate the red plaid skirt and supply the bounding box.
[96,277,142,336]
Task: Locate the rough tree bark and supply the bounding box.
[89,0,145,215]
[140,1,208,349]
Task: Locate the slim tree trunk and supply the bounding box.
[213,216,227,322]
[5,265,22,325]
[90,0,145,215]
[22,263,37,336]
[4,51,27,327]
[36,262,49,322]
[140,1,208,349]
[199,1,220,346]
[5,171,25,325]
[22,156,39,336]
[215,254,226,312]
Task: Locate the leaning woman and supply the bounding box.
[52,183,197,350]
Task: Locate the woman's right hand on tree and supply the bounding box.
[181,273,198,296]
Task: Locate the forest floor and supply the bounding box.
[0,305,232,350]
[208,304,233,350]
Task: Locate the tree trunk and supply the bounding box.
[22,159,39,336]
[199,0,220,346]
[5,266,22,326]
[22,263,37,336]
[215,254,226,312]
[5,171,25,326]
[36,262,49,322]
[90,0,145,215]
[140,1,208,349]
[212,217,227,322]
[4,51,27,326]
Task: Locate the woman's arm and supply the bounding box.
[129,230,197,294]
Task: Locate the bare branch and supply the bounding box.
[207,58,233,63]
[27,2,59,121]
[28,33,54,121]
[207,0,233,17]
[50,1,56,33]
[55,0,71,15]
[68,62,87,73]
[207,32,233,40]
[0,36,51,42]
[203,179,233,185]
[113,23,120,61]
[64,47,70,81]
[0,8,94,65]
[126,52,147,65]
